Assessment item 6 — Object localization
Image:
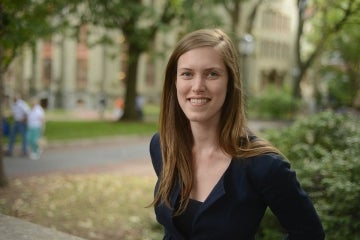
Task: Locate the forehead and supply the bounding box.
[177,47,225,69]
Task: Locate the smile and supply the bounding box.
[189,98,210,105]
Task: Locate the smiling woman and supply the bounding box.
[149,28,325,240]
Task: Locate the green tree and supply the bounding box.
[320,24,360,108]
[0,0,75,187]
[293,0,360,98]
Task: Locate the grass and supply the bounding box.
[0,174,163,240]
[45,121,158,141]
[43,105,160,141]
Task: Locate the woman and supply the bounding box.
[149,29,324,239]
[27,97,45,160]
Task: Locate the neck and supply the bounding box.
[191,121,219,154]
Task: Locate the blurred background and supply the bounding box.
[0,0,359,239]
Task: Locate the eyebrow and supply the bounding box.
[177,67,225,72]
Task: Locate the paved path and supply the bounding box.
[3,135,155,178]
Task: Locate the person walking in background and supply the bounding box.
[27,97,45,160]
[5,94,30,157]
[113,97,124,121]
[149,28,324,239]
[136,94,144,120]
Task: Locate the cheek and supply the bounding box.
[175,81,188,99]
[215,82,228,99]
[175,83,184,108]
[216,86,229,109]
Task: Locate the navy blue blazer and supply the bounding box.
[150,133,325,240]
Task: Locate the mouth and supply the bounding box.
[188,98,210,105]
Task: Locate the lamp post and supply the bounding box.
[239,34,254,95]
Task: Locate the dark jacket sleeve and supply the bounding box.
[149,133,163,177]
[249,154,325,240]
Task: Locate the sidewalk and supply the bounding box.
[0,214,86,240]
[3,134,154,178]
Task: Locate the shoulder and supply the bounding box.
[35,105,45,113]
[234,153,292,188]
[19,100,29,107]
[150,132,161,155]
[149,133,162,176]
[21,101,30,111]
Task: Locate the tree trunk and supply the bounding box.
[55,37,65,108]
[292,69,304,99]
[0,46,8,187]
[0,3,8,187]
[121,41,141,121]
[245,0,264,34]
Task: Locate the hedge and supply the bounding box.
[257,111,360,240]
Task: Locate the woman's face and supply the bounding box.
[176,47,228,125]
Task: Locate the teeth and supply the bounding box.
[190,98,208,104]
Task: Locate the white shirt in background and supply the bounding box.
[12,99,30,121]
[27,104,45,128]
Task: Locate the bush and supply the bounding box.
[328,74,356,108]
[247,85,302,120]
[258,111,360,239]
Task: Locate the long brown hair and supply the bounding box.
[153,29,280,215]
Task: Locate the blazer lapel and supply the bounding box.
[194,159,234,221]
[197,174,226,215]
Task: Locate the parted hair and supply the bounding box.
[153,28,280,215]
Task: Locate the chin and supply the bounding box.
[184,110,221,125]
[185,114,210,123]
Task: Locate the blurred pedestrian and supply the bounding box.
[113,97,124,121]
[2,118,10,138]
[5,94,30,157]
[136,94,144,120]
[27,97,45,160]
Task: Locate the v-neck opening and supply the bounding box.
[196,158,233,204]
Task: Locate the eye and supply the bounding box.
[207,71,219,79]
[179,71,193,79]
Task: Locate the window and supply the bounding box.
[261,9,290,32]
[42,40,53,86]
[42,58,52,86]
[259,39,290,60]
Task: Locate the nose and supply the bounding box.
[192,75,205,93]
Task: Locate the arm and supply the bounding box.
[149,133,163,177]
[251,154,325,240]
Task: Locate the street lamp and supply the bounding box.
[239,33,254,94]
